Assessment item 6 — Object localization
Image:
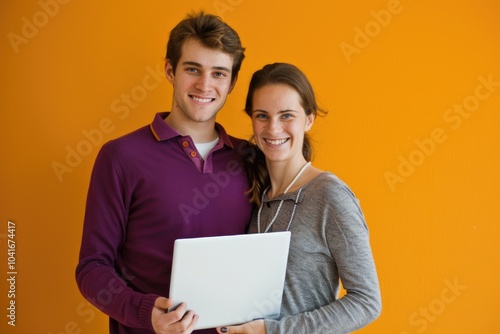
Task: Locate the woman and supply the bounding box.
[218,63,381,333]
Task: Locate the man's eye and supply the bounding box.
[254,113,267,119]
[214,72,226,77]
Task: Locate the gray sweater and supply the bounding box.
[248,172,381,333]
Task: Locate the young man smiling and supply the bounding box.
[165,37,235,142]
[76,12,252,334]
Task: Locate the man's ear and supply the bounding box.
[165,60,175,84]
[228,73,238,94]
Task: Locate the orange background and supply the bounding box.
[1,0,499,333]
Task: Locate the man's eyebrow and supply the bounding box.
[181,61,202,68]
[212,66,231,73]
[181,61,231,73]
[252,109,298,114]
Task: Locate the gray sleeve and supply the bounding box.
[265,178,382,333]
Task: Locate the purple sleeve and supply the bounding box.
[75,146,159,330]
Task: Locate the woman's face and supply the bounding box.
[251,84,314,164]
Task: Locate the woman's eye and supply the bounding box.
[254,113,267,119]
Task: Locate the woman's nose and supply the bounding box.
[266,117,281,133]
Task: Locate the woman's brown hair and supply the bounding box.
[244,63,327,205]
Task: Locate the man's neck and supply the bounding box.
[165,112,218,143]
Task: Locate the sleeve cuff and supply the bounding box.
[138,294,161,331]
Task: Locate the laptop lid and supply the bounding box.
[168,231,291,330]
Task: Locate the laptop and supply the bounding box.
[168,231,291,330]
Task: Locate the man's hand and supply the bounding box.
[216,319,266,334]
[152,297,198,334]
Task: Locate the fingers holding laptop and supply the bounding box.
[216,319,265,334]
[152,297,199,334]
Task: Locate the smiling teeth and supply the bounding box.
[192,96,213,103]
[266,138,288,145]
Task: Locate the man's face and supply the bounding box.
[165,38,236,125]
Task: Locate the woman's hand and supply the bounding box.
[216,319,266,334]
[151,297,198,334]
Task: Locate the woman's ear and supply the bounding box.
[305,113,315,132]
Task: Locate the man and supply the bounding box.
[76,12,252,334]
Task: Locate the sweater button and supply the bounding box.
[190,151,197,157]
[182,141,189,147]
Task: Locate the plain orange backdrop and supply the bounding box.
[1,0,499,333]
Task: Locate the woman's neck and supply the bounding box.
[267,159,311,199]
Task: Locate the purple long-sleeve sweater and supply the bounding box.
[76,112,253,333]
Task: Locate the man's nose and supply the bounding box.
[195,73,212,92]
